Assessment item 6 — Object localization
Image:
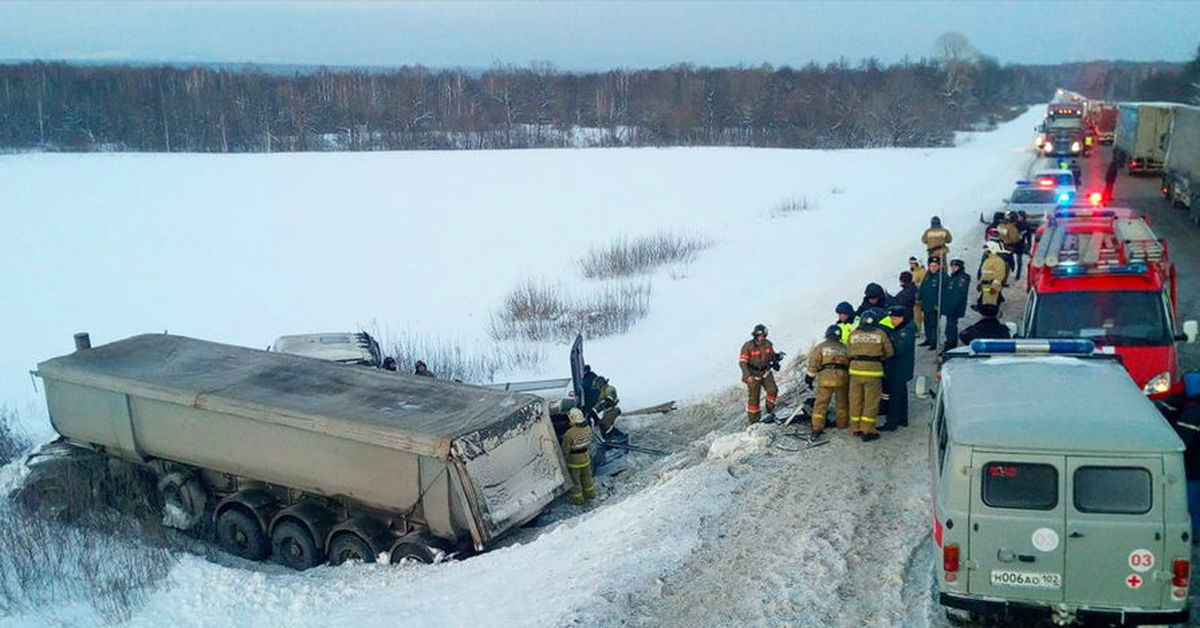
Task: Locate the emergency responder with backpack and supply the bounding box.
[739,324,780,424]
[804,325,851,436]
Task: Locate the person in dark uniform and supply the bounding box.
[958,303,1011,345]
[879,305,916,430]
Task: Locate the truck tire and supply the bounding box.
[216,508,270,561]
[328,533,376,566]
[157,471,207,531]
[272,520,324,570]
[389,533,445,565]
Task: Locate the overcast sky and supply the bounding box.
[1,1,1197,70]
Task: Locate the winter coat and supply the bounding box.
[581,371,599,409]
[847,326,894,378]
[594,384,620,413]
[958,318,1011,345]
[806,339,850,388]
[918,270,944,314]
[922,226,953,257]
[894,282,918,321]
[943,269,971,318]
[739,339,776,380]
[855,283,892,317]
[979,253,1008,286]
[836,319,858,345]
[999,222,1022,247]
[883,320,916,383]
[560,424,592,468]
[909,264,927,288]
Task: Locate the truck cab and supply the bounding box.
[270,331,384,367]
[1023,209,1198,400]
[1040,104,1089,157]
[933,339,1191,626]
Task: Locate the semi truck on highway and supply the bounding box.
[1116,103,1174,174]
[1162,104,1200,217]
[23,333,570,569]
[1085,102,1117,145]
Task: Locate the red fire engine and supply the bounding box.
[1023,208,1197,400]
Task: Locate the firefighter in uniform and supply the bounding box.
[847,309,894,442]
[921,216,953,263]
[977,241,1008,310]
[560,408,594,505]
[739,324,779,424]
[804,325,851,435]
[592,376,622,435]
[908,257,927,335]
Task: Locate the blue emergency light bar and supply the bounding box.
[1054,209,1115,219]
[970,339,1096,355]
[1050,262,1148,277]
[1057,192,1073,205]
[1015,179,1031,186]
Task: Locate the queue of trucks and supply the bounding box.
[1108,100,1200,223]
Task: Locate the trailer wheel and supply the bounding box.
[216,508,270,561]
[328,533,375,566]
[272,520,324,570]
[157,471,207,531]
[389,533,446,565]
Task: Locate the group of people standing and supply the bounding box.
[559,364,623,505]
[743,214,1016,442]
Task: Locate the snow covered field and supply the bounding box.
[0,108,1045,626]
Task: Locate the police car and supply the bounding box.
[1029,169,1078,205]
[932,339,1190,626]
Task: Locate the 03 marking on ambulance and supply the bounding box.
[1031,527,1059,552]
[1128,549,1155,573]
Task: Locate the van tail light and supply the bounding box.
[1173,559,1189,587]
[944,543,960,572]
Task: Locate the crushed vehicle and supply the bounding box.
[1023,208,1198,401]
[933,339,1191,627]
[22,333,570,569]
[270,331,383,367]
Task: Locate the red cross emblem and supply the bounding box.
[1126,574,1143,588]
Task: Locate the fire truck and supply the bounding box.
[1022,208,1198,401]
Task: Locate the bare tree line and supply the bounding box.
[0,55,1180,153]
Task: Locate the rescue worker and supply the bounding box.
[976,241,1007,311]
[999,211,1024,278]
[560,408,594,505]
[921,216,953,263]
[942,259,972,350]
[1104,155,1120,201]
[958,303,1011,345]
[908,257,927,335]
[739,324,779,424]
[917,257,944,348]
[835,302,857,344]
[592,376,622,435]
[804,324,851,435]
[856,282,891,317]
[581,364,599,409]
[1014,210,1034,276]
[414,360,435,378]
[381,357,398,372]
[847,309,894,442]
[894,271,917,322]
[879,304,915,430]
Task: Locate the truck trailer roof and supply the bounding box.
[36,333,539,458]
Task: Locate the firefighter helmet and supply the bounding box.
[568,408,587,425]
[825,324,842,340]
[752,323,768,337]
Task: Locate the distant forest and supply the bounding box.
[0,39,1191,153]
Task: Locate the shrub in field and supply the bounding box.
[385,333,544,383]
[489,280,652,343]
[1,448,175,623]
[0,409,30,468]
[578,232,713,279]
[769,196,814,217]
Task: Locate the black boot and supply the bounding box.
[861,433,880,442]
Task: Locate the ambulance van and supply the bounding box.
[932,339,1191,626]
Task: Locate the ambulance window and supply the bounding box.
[982,462,1058,510]
[1074,467,1151,514]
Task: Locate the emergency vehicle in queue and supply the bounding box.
[932,339,1191,626]
[1021,207,1198,401]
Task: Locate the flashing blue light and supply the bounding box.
[1057,193,1072,205]
[1054,209,1115,219]
[970,339,1096,355]
[1015,179,1031,186]
[1049,262,1148,277]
